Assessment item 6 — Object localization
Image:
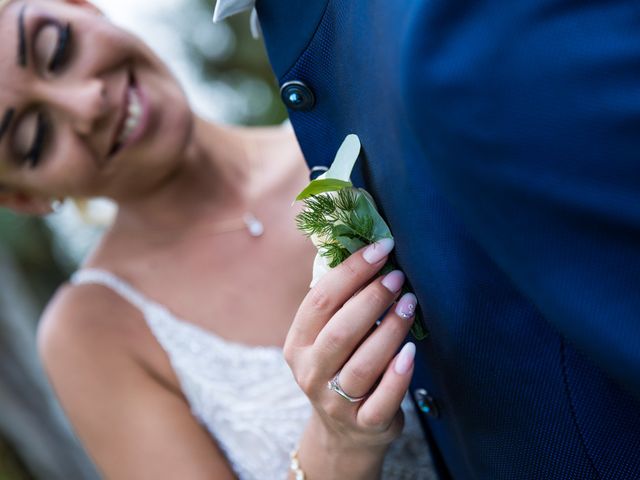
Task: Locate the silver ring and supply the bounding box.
[327,371,366,403]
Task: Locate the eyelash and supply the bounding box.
[24,112,48,169]
[22,22,73,168]
[48,22,72,72]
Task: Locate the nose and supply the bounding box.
[38,78,109,136]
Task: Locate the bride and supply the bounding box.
[0,0,435,478]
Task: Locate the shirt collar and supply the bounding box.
[212,0,261,38]
[212,0,256,23]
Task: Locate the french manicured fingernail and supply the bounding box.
[381,270,405,293]
[396,293,417,319]
[363,238,395,264]
[394,342,416,375]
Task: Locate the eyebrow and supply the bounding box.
[18,4,27,66]
[1,4,27,149]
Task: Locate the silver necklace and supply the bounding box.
[208,139,264,238]
[207,213,264,237]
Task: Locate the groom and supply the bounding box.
[215,1,640,478]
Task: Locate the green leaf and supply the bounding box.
[354,190,392,241]
[335,236,367,254]
[331,223,357,237]
[411,317,429,340]
[295,179,353,201]
[294,135,361,201]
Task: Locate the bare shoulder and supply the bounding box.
[37,283,236,478]
[37,281,148,374]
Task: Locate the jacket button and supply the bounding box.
[413,388,440,418]
[280,81,315,111]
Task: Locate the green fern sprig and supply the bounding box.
[345,211,375,240]
[297,188,379,267]
[296,210,330,236]
[317,240,351,268]
[295,194,337,236]
[334,188,358,211]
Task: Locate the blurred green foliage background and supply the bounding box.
[0,1,283,477]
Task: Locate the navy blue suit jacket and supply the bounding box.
[256,1,640,478]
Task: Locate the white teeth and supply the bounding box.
[117,88,142,144]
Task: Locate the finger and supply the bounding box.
[356,342,416,432]
[335,291,417,397]
[311,270,406,377]
[287,238,395,347]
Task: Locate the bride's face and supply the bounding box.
[0,0,193,205]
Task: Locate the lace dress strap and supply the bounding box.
[70,268,161,319]
[69,267,194,366]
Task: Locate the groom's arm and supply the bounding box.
[402,0,640,397]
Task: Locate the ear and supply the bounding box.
[0,189,55,216]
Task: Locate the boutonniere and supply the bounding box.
[295,135,427,340]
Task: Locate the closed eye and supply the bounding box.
[33,21,73,75]
[48,23,72,72]
[12,111,49,169]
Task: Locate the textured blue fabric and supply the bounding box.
[256,1,640,478]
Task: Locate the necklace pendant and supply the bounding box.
[243,212,264,237]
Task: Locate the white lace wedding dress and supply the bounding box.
[71,269,436,480]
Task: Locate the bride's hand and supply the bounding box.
[284,239,417,451]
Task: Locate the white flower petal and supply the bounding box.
[325,134,361,182]
[310,252,331,288]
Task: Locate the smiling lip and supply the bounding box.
[108,69,149,158]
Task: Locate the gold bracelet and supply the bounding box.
[289,448,306,480]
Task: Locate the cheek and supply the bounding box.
[161,92,193,152]
[43,137,103,195]
[142,72,193,158]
